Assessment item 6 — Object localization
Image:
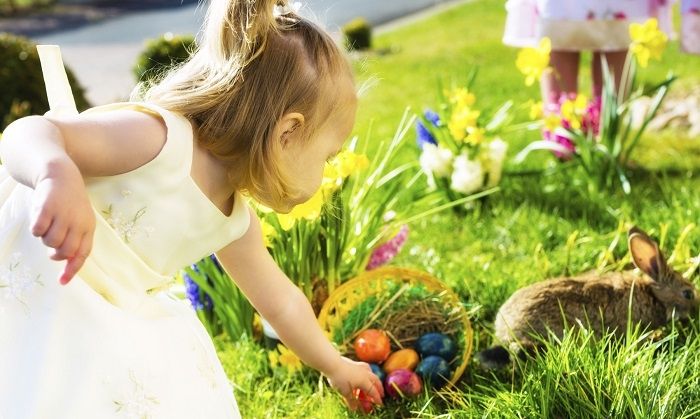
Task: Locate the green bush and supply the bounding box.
[342,17,372,51]
[133,33,195,86]
[0,32,89,131]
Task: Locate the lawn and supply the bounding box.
[216,0,700,417]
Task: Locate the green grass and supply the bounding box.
[215,0,700,417]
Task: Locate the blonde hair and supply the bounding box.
[144,0,353,210]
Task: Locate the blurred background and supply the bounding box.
[0,0,452,106]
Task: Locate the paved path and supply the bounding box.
[30,0,454,105]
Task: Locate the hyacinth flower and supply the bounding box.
[184,264,214,312]
[416,120,438,150]
[366,225,409,270]
[515,19,674,194]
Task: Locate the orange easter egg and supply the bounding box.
[354,329,391,363]
[383,348,419,374]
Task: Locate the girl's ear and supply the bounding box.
[628,226,669,282]
[276,112,305,149]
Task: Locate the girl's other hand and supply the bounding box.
[326,357,384,413]
[30,161,95,285]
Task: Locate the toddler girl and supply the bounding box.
[0,0,382,417]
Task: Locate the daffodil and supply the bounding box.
[629,18,667,68]
[332,150,369,179]
[528,100,543,120]
[274,344,303,373]
[448,105,480,141]
[448,87,476,109]
[465,126,486,146]
[560,94,588,130]
[516,37,551,86]
[544,113,561,132]
[276,187,325,230]
[260,218,277,247]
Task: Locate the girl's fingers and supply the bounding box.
[42,220,68,249]
[59,232,92,285]
[31,211,53,237]
[50,228,81,261]
[364,378,383,405]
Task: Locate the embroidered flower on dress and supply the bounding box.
[103,205,154,243]
[0,252,42,308]
[113,372,159,419]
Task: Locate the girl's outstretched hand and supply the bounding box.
[326,356,384,413]
[30,162,95,285]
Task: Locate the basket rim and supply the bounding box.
[317,266,472,386]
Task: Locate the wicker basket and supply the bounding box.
[318,267,472,385]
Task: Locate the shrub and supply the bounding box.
[0,32,89,131]
[133,33,195,86]
[342,17,372,51]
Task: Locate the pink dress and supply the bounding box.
[682,0,700,53]
[503,0,674,51]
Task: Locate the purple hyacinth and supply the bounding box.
[366,225,410,270]
[416,120,438,150]
[184,264,214,311]
[424,109,442,127]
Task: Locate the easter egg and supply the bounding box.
[384,369,422,398]
[354,329,391,363]
[415,332,457,361]
[415,355,451,388]
[352,388,375,414]
[383,348,419,374]
[370,363,386,382]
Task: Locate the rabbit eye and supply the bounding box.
[682,289,694,300]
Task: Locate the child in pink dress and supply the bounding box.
[503,0,676,102]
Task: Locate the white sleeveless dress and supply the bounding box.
[0,101,250,418]
[503,0,674,51]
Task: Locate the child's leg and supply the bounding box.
[591,50,628,97]
[541,51,580,104]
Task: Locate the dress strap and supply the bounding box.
[37,45,78,117]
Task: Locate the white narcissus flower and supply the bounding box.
[450,154,484,194]
[486,138,508,187]
[419,143,454,178]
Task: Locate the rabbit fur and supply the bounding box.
[478,227,699,368]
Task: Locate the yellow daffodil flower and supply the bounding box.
[560,94,588,130]
[516,37,551,86]
[260,219,277,247]
[544,113,560,132]
[448,105,480,141]
[276,187,325,230]
[448,87,476,109]
[629,18,667,68]
[333,150,370,179]
[276,344,303,373]
[465,126,486,146]
[528,100,543,120]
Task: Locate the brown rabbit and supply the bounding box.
[477,226,700,368]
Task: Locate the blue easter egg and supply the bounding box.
[415,356,451,388]
[370,363,386,382]
[415,332,457,361]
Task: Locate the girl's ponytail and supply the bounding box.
[202,0,288,68]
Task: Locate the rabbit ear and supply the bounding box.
[628,227,669,282]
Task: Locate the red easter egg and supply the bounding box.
[352,388,375,414]
[354,329,391,363]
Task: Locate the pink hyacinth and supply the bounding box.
[366,225,409,270]
[581,96,601,136]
